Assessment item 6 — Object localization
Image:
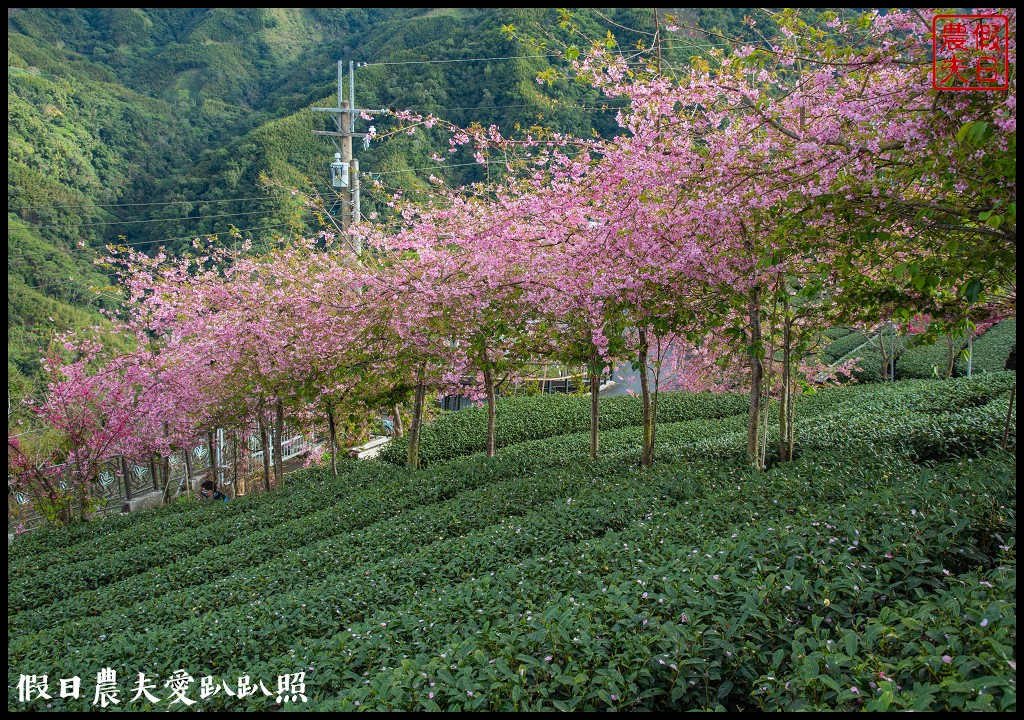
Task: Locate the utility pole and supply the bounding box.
[313,60,382,256]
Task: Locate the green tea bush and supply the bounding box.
[380,390,748,467]
[822,327,853,341]
[835,331,909,382]
[794,372,1016,418]
[752,565,1016,711]
[8,377,1016,712]
[819,330,872,364]
[897,334,969,379]
[956,318,1016,375]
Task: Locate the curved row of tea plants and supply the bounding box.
[9,449,1014,711]
[8,375,1016,711]
[379,388,748,467]
[896,334,970,380]
[957,318,1017,375]
[820,320,1015,382]
[383,373,1017,471]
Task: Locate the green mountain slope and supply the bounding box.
[7,7,760,401]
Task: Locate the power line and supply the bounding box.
[9,223,304,292]
[401,102,623,113]
[362,162,481,176]
[361,53,562,66]
[12,208,282,230]
[13,195,282,212]
[360,47,649,67]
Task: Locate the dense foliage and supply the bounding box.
[958,319,1017,375]
[379,390,748,467]
[896,335,970,380]
[8,7,756,393]
[8,376,1016,711]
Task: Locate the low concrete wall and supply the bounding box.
[121,490,165,514]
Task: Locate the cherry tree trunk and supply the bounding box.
[746,283,764,468]
[589,349,600,460]
[208,430,219,489]
[392,403,404,439]
[327,405,338,478]
[182,447,194,495]
[639,327,654,468]
[779,315,792,463]
[483,363,497,457]
[259,416,271,492]
[274,401,285,488]
[407,371,426,470]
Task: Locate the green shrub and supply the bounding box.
[822,326,854,341]
[8,376,1017,712]
[835,330,909,382]
[819,330,872,364]
[956,318,1016,375]
[379,390,748,467]
[896,334,969,379]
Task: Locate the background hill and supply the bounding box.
[7,7,761,411]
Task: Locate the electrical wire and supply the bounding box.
[13,195,283,211]
[10,223,304,292]
[16,208,282,230]
[360,47,648,67]
[361,53,562,66]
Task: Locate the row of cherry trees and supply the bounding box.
[11,9,1015,522]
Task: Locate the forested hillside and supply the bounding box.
[8,7,761,411]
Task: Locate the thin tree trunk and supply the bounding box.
[121,456,133,501]
[208,430,219,490]
[161,454,174,504]
[183,447,194,495]
[878,327,891,382]
[392,403,404,438]
[483,361,497,457]
[639,327,653,467]
[780,314,792,463]
[232,431,239,493]
[327,405,338,478]
[889,321,896,381]
[1003,383,1016,451]
[652,333,665,463]
[259,415,272,492]
[274,401,285,489]
[967,333,973,377]
[589,348,600,460]
[760,366,771,470]
[944,336,956,379]
[407,369,426,470]
[788,366,796,459]
[746,283,764,467]
[760,304,776,471]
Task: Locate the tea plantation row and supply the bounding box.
[819,318,1015,382]
[8,375,1016,711]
